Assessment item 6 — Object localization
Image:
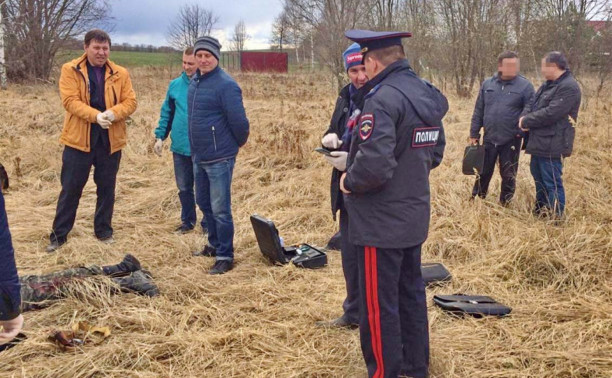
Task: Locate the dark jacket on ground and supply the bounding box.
[470,73,535,146]
[0,191,21,321]
[188,66,249,163]
[522,70,581,158]
[343,59,448,249]
[323,83,371,220]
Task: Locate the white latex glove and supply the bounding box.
[322,133,343,149]
[325,151,348,172]
[96,112,112,129]
[102,110,115,122]
[0,314,24,344]
[154,138,163,156]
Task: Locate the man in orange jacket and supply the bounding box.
[46,29,137,253]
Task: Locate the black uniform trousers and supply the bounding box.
[357,244,429,378]
[472,137,522,204]
[339,208,359,323]
[50,135,121,243]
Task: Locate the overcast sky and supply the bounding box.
[108,0,281,49]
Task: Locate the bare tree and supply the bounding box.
[435,0,508,97]
[272,0,611,95]
[283,0,371,88]
[372,0,401,29]
[230,19,250,52]
[2,0,112,82]
[270,11,291,51]
[397,0,438,78]
[539,0,611,74]
[0,1,7,89]
[167,3,218,50]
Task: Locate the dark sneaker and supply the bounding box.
[102,254,142,277]
[193,245,216,257]
[175,224,194,234]
[209,260,233,275]
[315,314,358,329]
[45,240,65,253]
[112,270,159,297]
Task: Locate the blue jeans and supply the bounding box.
[194,158,235,261]
[530,156,565,217]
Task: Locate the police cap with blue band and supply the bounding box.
[344,30,412,59]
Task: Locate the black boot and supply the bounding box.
[112,270,159,297]
[102,254,142,277]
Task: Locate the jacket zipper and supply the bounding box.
[74,66,91,150]
[212,126,218,151]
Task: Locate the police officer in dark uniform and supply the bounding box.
[340,30,448,378]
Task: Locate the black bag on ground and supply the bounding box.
[250,215,327,269]
[462,144,485,175]
[433,294,512,317]
[325,231,342,251]
[421,263,451,286]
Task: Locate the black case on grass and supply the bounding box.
[421,263,452,286]
[433,294,512,317]
[250,215,327,269]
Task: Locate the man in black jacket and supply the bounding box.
[520,51,581,218]
[317,43,368,329]
[341,30,447,378]
[470,51,535,205]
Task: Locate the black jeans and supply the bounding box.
[472,137,522,204]
[50,142,121,243]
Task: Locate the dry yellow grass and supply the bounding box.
[0,67,610,377]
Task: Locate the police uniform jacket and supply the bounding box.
[343,59,448,249]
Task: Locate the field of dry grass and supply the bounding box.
[0,67,610,377]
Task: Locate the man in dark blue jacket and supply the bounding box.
[316,43,368,329]
[189,36,249,275]
[0,183,24,344]
[470,51,535,205]
[342,30,447,378]
[519,51,581,218]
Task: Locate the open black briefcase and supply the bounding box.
[433,294,512,317]
[421,263,452,286]
[250,215,327,269]
[462,144,485,175]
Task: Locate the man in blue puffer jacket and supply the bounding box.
[189,36,249,275]
[154,47,207,234]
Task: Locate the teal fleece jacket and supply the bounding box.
[155,72,191,156]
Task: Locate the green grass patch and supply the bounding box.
[56,50,182,67]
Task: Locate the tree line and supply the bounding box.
[0,1,249,85]
[270,0,611,96]
[0,0,610,97]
